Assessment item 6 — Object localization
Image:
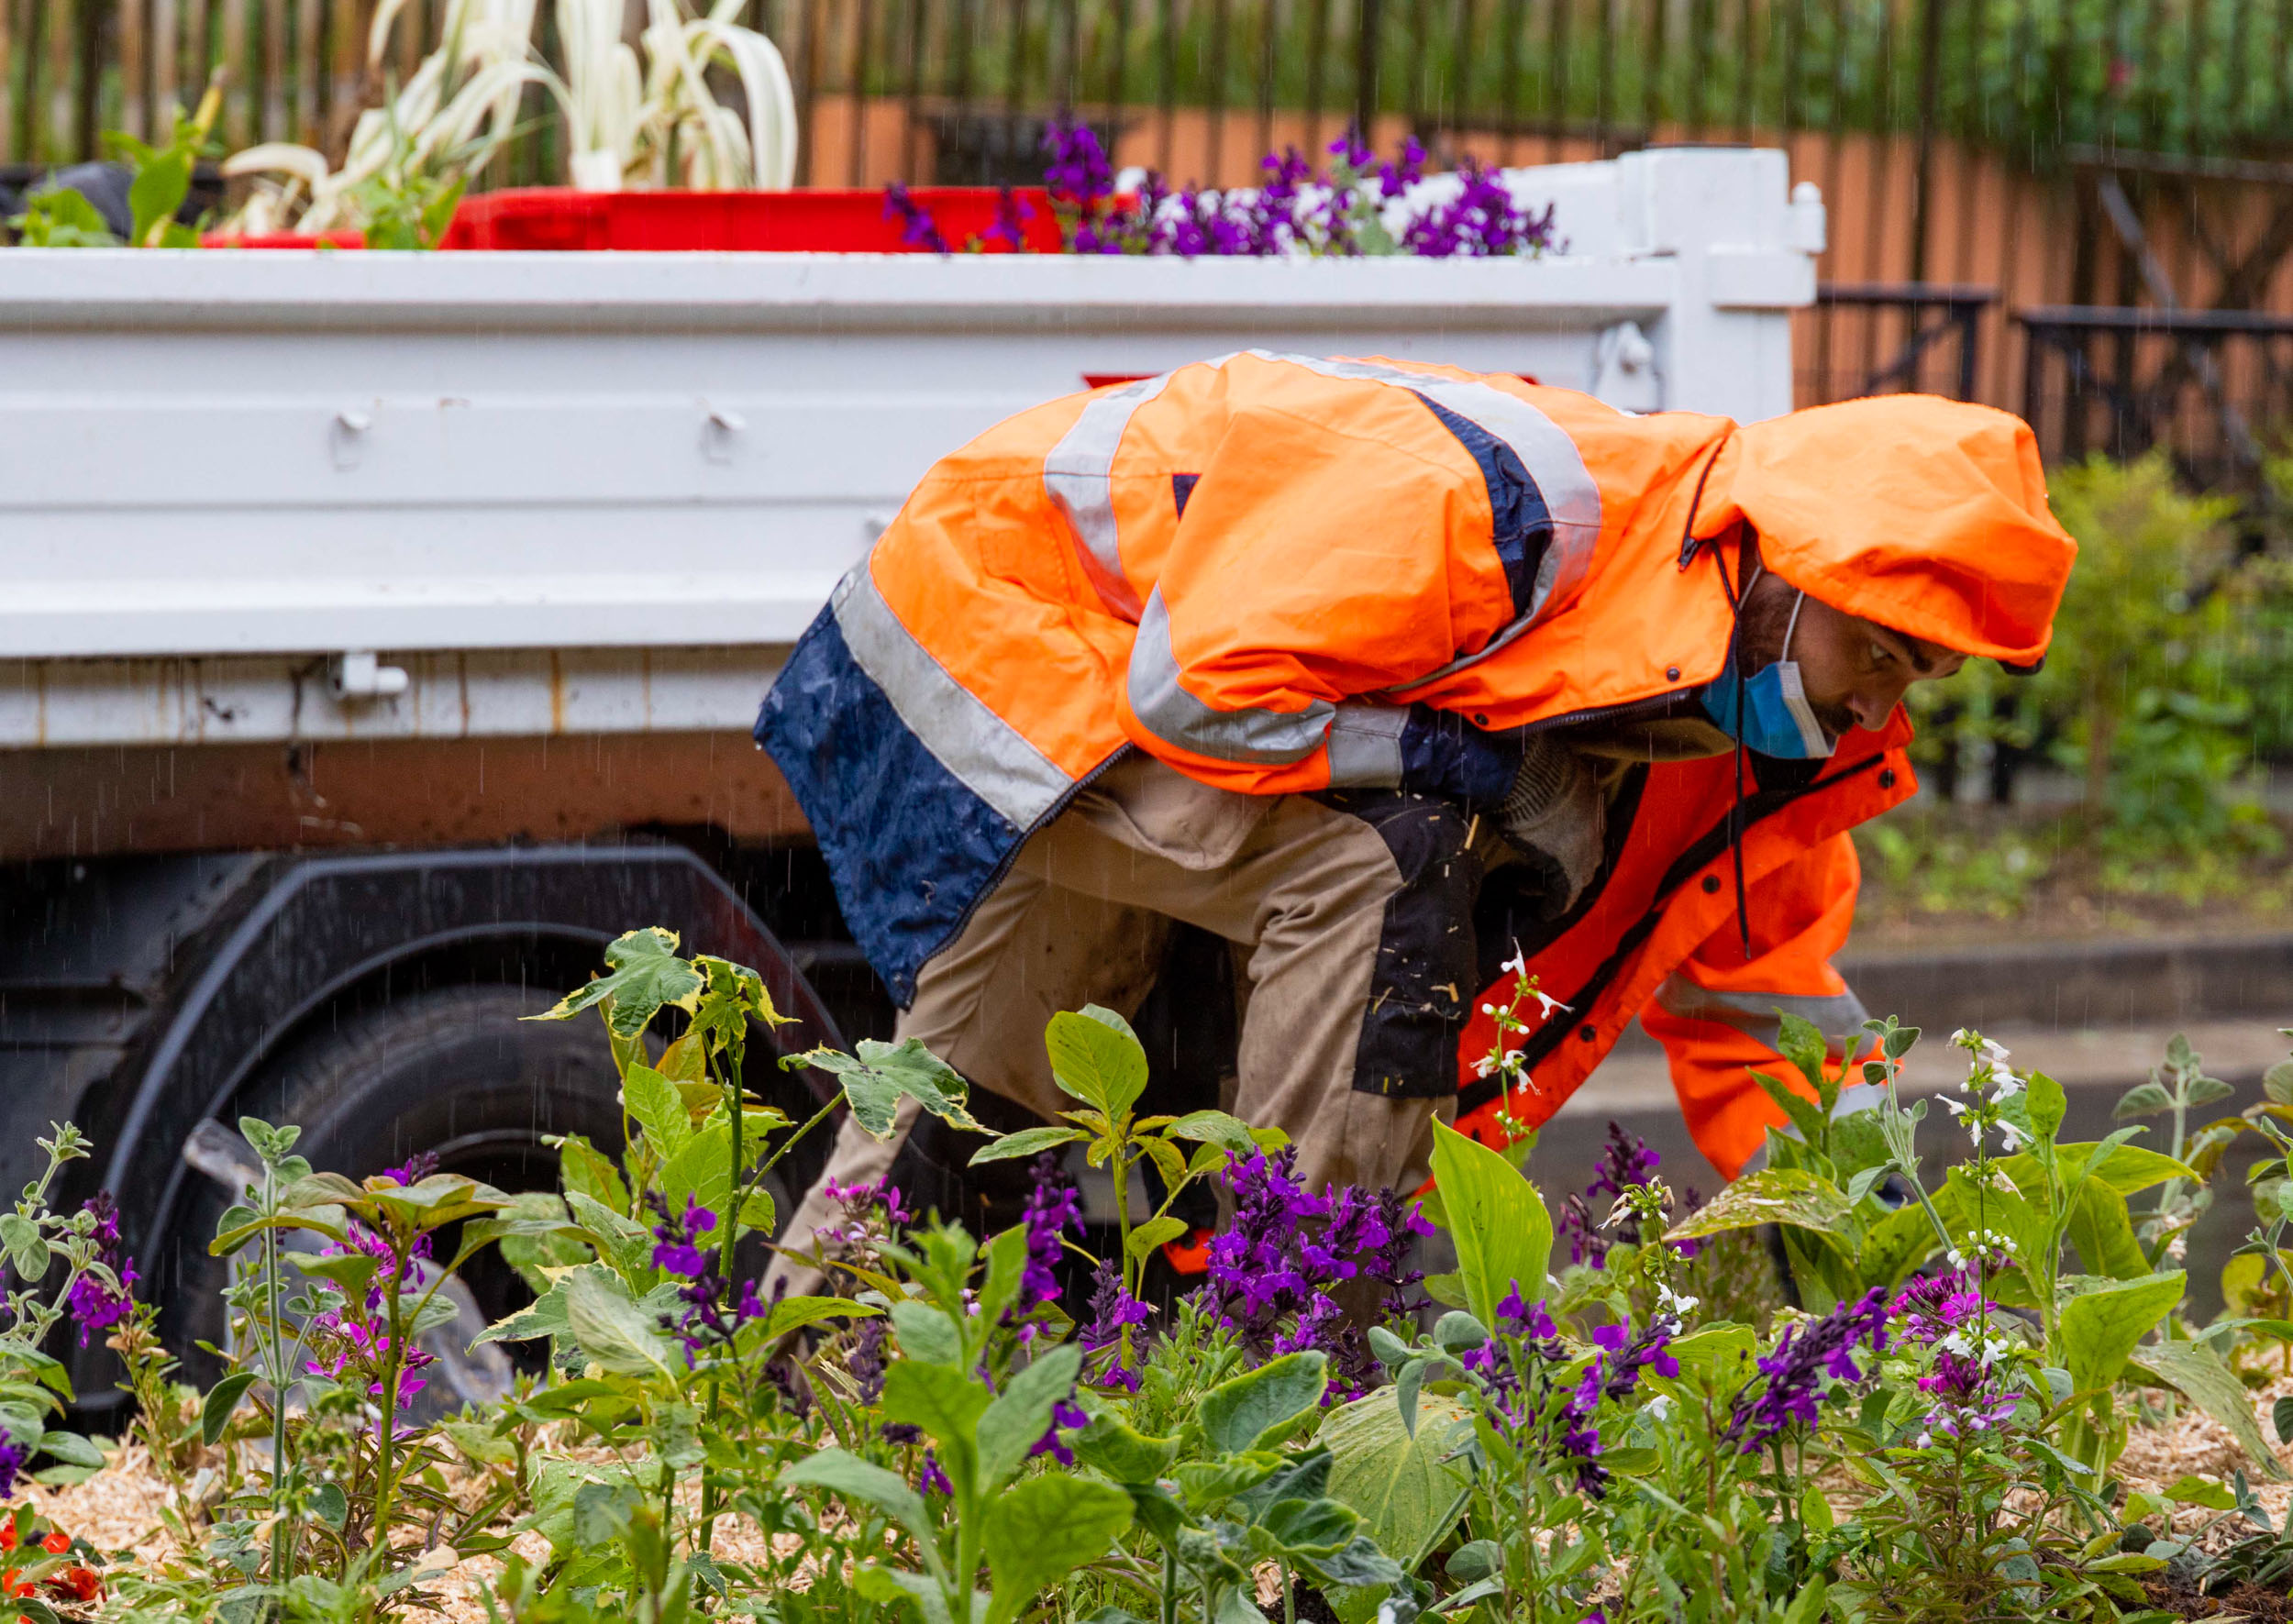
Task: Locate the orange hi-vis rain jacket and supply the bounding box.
[756,351,2077,1178]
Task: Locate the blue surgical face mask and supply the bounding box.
[1700,570,1835,759]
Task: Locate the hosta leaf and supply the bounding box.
[1317,1387,1473,1572]
[2129,1339,2287,1479]
[1665,1167,1852,1240]
[1428,1119,1553,1330]
[529,926,704,1039]
[2061,1272,2184,1403]
[1199,1351,1328,1453]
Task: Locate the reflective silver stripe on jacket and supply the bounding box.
[1653,974,1871,1050]
[1325,704,1412,786]
[1042,371,1177,621]
[1126,586,1338,765]
[832,563,1074,828]
[1246,351,1604,683]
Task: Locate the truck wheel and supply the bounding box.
[165,983,826,1376]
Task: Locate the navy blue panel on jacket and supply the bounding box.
[753,609,1017,1006]
[1411,391,1554,618]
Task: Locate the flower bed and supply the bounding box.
[5,928,2291,1621]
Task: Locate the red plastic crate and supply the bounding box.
[437,186,1064,252]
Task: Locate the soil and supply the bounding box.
[2143,1574,2293,1619]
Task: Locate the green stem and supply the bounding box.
[702,1046,745,1552]
[1161,1546,1179,1624]
[371,1240,408,1553]
[1112,1140,1135,1300]
[265,1157,292,1613]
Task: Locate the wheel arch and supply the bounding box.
[94,843,847,1299]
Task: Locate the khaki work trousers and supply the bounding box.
[772,753,1465,1287]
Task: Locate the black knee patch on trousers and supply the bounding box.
[1316,790,1482,1099]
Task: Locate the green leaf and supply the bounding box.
[881,1360,991,1489]
[890,1298,962,1364]
[2265,1061,2293,1108]
[1774,1011,1832,1101]
[982,1474,1134,1624]
[762,1295,873,1343]
[0,1216,49,1283]
[2276,1394,2293,1445]
[201,1372,260,1445]
[564,1191,656,1284]
[2027,1070,2069,1143]
[978,1343,1083,1492]
[1162,1110,1257,1158]
[2066,1179,2149,1281]
[1427,1119,1553,1331]
[1199,1351,1329,1454]
[623,1063,693,1162]
[1072,1415,1180,1483]
[2128,1339,2288,1479]
[779,1448,936,1549]
[529,926,704,1039]
[1251,1497,1361,1561]
[796,1038,983,1139]
[2166,1474,2239,1510]
[127,147,194,246]
[1317,1388,1474,1574]
[1125,1215,1190,1261]
[2113,1082,2174,1120]
[289,1247,382,1302]
[1751,1071,1828,1147]
[2061,1272,2185,1404]
[1045,1007,1150,1120]
[1643,1325,1759,1409]
[559,1265,677,1377]
[1664,1167,1853,1241]
[968,1126,1091,1166]
[38,1430,103,1469]
[2016,1143,2198,1199]
[474,1276,571,1346]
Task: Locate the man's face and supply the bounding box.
[1786,594,1967,737]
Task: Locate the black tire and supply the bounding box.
[166,983,825,1380]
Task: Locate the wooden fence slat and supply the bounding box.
[151,0,176,131]
[0,0,17,162]
[219,0,249,144]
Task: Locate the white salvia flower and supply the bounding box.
[1939,1096,1970,1119]
[2166,1233,2188,1263]
[1946,1248,1966,1266]
[1473,1055,1498,1078]
[1647,1395,1674,1422]
[1950,1028,1977,1048]
[1501,952,1527,978]
[1997,1122,2026,1154]
[1530,989,1572,1019]
[1657,1282,1700,1317]
[1981,1037,2012,1066]
[1481,1003,1497,1015]
[1989,1072,2024,1104]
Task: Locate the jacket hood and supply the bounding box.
[1692,394,2077,668]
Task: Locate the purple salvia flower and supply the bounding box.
[1041,121,1115,204]
[381,1151,440,1187]
[1018,1154,1083,1311]
[1028,1396,1090,1466]
[0,1431,28,1499]
[984,184,1035,251]
[1079,1259,1154,1391]
[847,1317,891,1406]
[882,182,950,253]
[918,1450,954,1497]
[68,1190,138,1345]
[1723,1288,1889,1453]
